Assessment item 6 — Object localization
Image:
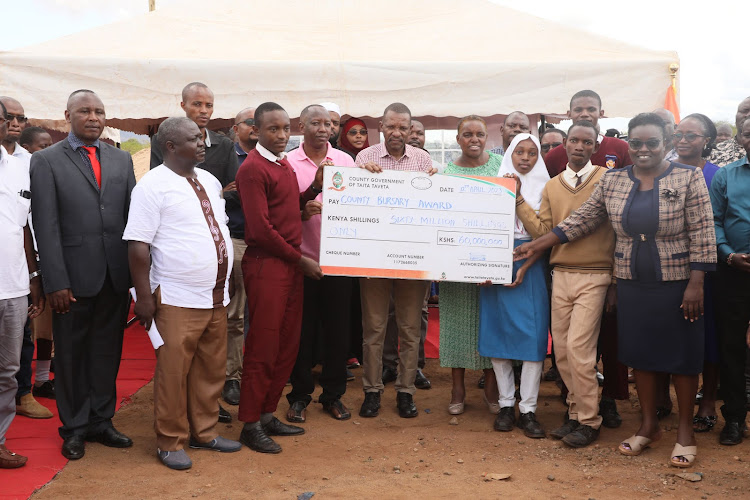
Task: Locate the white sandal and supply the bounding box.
[618,435,654,456]
[670,443,697,468]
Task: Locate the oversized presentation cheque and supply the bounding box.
[319,166,517,283]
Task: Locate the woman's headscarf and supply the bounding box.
[338,117,370,156]
[498,133,550,239]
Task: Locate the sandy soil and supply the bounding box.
[31,359,750,500]
[132,147,151,182]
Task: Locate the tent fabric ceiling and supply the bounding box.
[0,0,678,134]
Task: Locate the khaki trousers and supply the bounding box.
[360,278,429,395]
[226,237,247,381]
[551,271,610,429]
[153,289,227,451]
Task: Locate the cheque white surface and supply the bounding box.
[319,166,517,283]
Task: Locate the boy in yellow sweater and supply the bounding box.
[515,121,616,448]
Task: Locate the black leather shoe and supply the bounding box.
[562,424,599,448]
[359,392,380,418]
[32,380,56,400]
[382,366,397,384]
[62,435,85,460]
[414,369,431,390]
[396,392,418,418]
[599,397,622,428]
[218,404,232,423]
[493,407,515,432]
[263,416,305,436]
[719,420,747,446]
[222,380,240,406]
[517,411,545,438]
[239,424,281,454]
[549,419,580,440]
[86,427,133,448]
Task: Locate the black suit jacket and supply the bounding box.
[30,139,136,297]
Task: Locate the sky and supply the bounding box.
[0,0,743,129]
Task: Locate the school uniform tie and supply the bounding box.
[82,146,101,187]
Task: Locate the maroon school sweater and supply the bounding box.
[545,136,631,177]
[236,148,316,263]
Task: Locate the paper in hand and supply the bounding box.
[129,288,164,349]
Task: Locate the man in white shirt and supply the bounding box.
[0,100,45,468]
[0,96,52,421]
[125,117,241,470]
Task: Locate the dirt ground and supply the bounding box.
[31,359,750,500]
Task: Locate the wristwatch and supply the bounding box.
[310,184,323,194]
[29,270,42,280]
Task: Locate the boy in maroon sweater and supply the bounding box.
[544,90,631,178]
[235,102,323,454]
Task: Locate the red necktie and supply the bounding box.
[82,146,101,187]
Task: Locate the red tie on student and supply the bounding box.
[82,146,101,187]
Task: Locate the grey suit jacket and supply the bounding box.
[30,139,136,297]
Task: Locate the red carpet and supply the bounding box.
[425,306,439,359]
[0,321,155,500]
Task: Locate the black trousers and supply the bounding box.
[52,274,129,439]
[715,263,750,423]
[288,275,352,406]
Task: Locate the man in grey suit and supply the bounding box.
[30,89,136,460]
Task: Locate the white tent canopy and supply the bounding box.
[0,0,678,134]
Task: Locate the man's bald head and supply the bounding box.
[234,106,258,150]
[0,96,21,108]
[181,82,212,102]
[299,104,328,124]
[653,108,676,149]
[66,89,99,111]
[235,107,256,123]
[158,116,195,150]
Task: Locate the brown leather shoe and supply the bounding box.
[16,393,53,419]
[322,399,351,420]
[0,444,27,468]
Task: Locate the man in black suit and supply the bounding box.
[30,89,136,460]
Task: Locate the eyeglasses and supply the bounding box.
[673,133,705,142]
[235,118,254,126]
[628,138,663,150]
[540,142,562,152]
[6,113,27,123]
[0,116,5,126]
[348,129,368,136]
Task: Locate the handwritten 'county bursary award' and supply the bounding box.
[319,166,517,284]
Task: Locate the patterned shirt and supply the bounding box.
[355,143,432,173]
[709,137,745,167]
[67,132,101,189]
